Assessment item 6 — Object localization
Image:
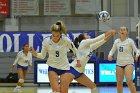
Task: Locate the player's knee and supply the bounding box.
[61,79,70,86]
[18,78,24,83]
[117,80,123,85]
[90,83,96,89]
[52,86,60,92]
[126,79,133,85]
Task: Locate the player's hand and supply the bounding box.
[76,60,81,67]
[27,67,32,73]
[29,47,34,53]
[111,30,118,35]
[29,47,37,57]
[113,31,118,35]
[135,56,139,62]
[10,65,14,73]
[108,55,113,61]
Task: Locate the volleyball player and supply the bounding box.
[30,20,80,93]
[108,26,139,93]
[60,30,118,93]
[11,44,32,93]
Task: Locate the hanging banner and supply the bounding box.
[11,0,39,16]
[0,0,9,16]
[0,32,46,52]
[75,0,101,14]
[44,0,71,15]
[0,31,94,52]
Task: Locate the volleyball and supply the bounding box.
[98,11,110,22]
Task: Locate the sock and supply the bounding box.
[91,87,98,93]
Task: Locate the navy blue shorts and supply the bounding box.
[68,67,83,79]
[116,64,134,69]
[17,64,28,70]
[48,66,69,76]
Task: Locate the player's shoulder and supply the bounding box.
[28,51,32,56]
[17,50,23,56]
[127,38,135,44]
[18,50,23,54]
[114,38,120,43]
[42,36,51,45]
[61,35,71,42]
[127,38,133,41]
[79,39,89,47]
[81,39,89,44]
[43,36,51,42]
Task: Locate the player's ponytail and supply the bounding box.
[74,34,85,48]
[74,37,79,48]
[57,20,67,36]
[51,20,67,36]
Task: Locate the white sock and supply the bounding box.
[91,87,98,93]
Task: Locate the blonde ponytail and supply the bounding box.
[51,20,67,36]
[57,20,67,36]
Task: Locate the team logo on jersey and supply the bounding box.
[25,60,29,63]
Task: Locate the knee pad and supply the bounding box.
[19,79,24,83]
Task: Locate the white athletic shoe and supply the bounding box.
[13,87,22,93]
[14,87,18,93]
[17,88,22,93]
